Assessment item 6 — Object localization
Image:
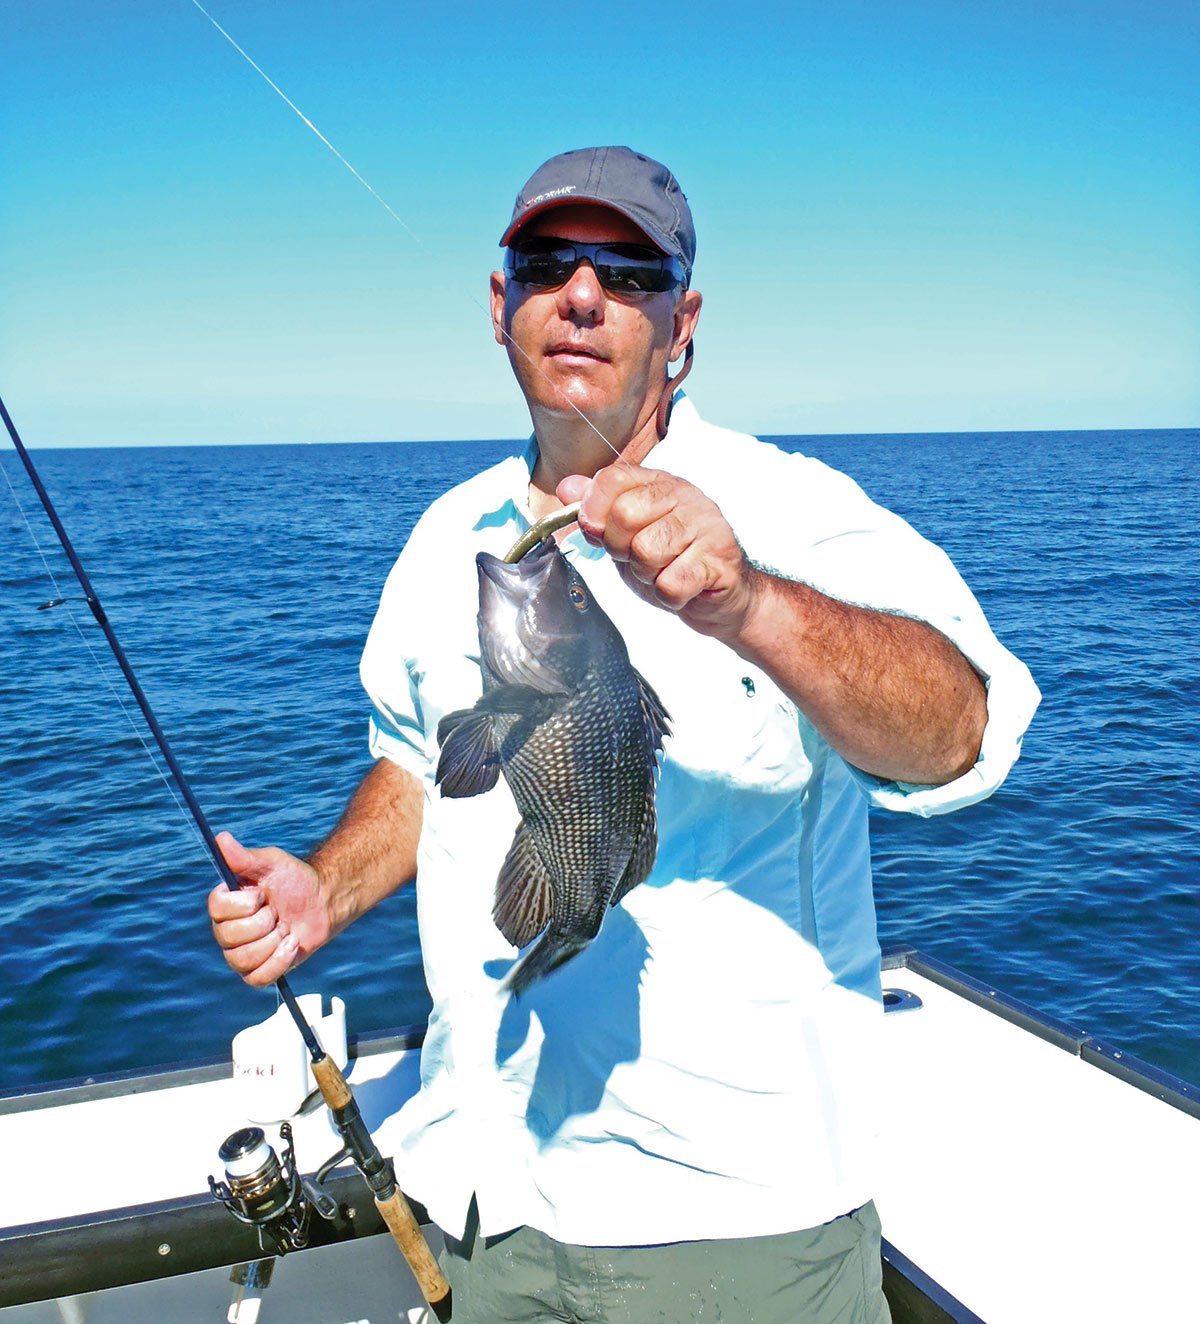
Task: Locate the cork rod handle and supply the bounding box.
[309,1054,451,1313]
[311,1053,354,1109]
[377,1187,452,1308]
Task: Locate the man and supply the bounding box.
[211,146,1039,1322]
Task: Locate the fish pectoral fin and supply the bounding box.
[475,682,560,722]
[610,787,659,908]
[436,707,501,797]
[636,670,672,760]
[493,823,553,949]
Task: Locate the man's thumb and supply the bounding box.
[215,830,264,884]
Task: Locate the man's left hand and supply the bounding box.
[557,465,759,643]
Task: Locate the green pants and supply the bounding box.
[440,1200,892,1323]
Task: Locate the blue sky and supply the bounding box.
[2,0,1197,446]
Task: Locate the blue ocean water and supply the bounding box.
[0,427,1196,1092]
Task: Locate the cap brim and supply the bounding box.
[499,198,675,261]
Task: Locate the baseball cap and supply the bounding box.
[500,146,696,279]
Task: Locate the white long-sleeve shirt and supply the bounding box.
[361,397,1041,1245]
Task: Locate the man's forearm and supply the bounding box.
[309,757,424,934]
[735,569,987,786]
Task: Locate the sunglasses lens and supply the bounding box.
[509,244,575,287]
[594,246,677,294]
[507,241,683,295]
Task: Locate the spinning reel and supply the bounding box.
[208,1124,342,1257]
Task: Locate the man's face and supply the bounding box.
[490,204,700,433]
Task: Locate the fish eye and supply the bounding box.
[568,585,589,611]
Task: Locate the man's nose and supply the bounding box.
[556,260,604,321]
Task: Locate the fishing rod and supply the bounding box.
[0,394,451,1319]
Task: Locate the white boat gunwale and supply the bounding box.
[881,946,1200,1120]
[0,1025,429,1118]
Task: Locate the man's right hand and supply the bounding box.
[209,759,424,988]
[209,831,334,988]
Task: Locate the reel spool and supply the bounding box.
[209,1124,312,1256]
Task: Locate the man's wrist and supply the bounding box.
[728,567,804,665]
[305,851,349,937]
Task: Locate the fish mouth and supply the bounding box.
[477,540,557,590]
[476,544,560,636]
[476,544,573,693]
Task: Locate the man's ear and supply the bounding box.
[670,288,702,362]
[490,271,507,346]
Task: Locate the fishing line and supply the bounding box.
[188,0,420,244]
[186,0,646,475]
[0,450,214,865]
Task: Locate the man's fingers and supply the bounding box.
[581,468,676,555]
[211,899,277,950]
[556,474,591,505]
[207,880,266,923]
[615,543,717,610]
[208,833,318,987]
[626,509,693,580]
[559,461,752,637]
[572,464,645,542]
[227,929,301,988]
[647,539,723,609]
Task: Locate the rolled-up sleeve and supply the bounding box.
[731,447,1041,817]
[359,541,435,783]
[845,653,1040,817]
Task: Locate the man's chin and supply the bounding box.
[527,372,614,420]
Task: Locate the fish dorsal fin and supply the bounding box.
[610,782,659,907]
[636,669,671,763]
[608,669,670,907]
[435,706,501,798]
[493,822,553,949]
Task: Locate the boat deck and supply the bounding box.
[876,950,1199,1322]
[2,952,1197,1323]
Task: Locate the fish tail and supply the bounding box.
[505,930,587,997]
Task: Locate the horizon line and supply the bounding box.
[7,423,1198,454]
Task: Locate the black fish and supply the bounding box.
[436,538,670,994]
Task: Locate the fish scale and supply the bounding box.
[505,683,646,930]
[436,539,670,994]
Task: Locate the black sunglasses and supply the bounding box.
[505,238,687,296]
